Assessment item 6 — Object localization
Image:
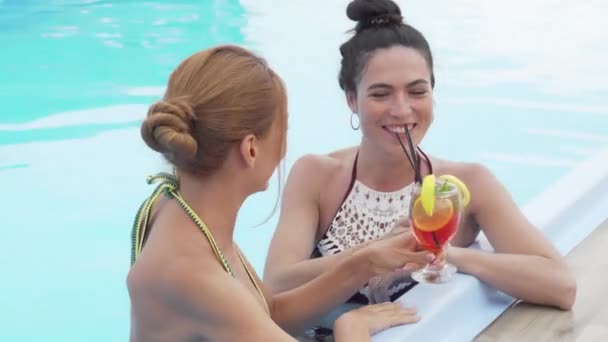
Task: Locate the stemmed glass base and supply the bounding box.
[411,263,457,284]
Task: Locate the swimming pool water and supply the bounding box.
[1,0,607,340]
[1,1,246,341]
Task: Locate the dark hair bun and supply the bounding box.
[347,0,403,30]
[141,99,198,161]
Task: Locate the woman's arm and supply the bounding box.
[263,231,432,333]
[269,247,375,333]
[264,155,354,293]
[165,256,419,341]
[450,163,576,310]
[333,302,420,342]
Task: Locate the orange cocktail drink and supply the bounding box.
[410,175,469,284]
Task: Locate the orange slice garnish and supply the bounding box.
[412,197,454,232]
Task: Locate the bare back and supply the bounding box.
[127,195,294,342]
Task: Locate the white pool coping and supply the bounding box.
[373,147,608,342]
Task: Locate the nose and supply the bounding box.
[390,93,413,119]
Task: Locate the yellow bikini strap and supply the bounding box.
[130,173,234,276]
[235,247,269,314]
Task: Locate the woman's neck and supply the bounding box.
[177,171,247,252]
[357,140,420,192]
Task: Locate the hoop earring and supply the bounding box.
[350,112,360,130]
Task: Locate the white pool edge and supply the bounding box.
[373,147,608,342]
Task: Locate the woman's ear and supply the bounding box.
[239,134,258,169]
[346,91,358,113]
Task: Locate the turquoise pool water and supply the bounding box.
[1,1,607,340]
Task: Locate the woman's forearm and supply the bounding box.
[266,245,367,294]
[449,247,576,310]
[270,249,373,333]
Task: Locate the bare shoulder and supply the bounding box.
[129,254,222,310]
[432,158,505,210]
[147,257,242,331]
[126,254,222,340]
[158,258,293,340]
[433,158,494,183]
[163,258,229,308]
[288,146,358,188]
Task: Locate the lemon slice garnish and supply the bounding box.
[419,174,436,216]
[438,174,470,207]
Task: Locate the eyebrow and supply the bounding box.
[367,79,429,91]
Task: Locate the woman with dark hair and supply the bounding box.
[265,0,575,312]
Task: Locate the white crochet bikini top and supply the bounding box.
[314,149,433,303]
[316,181,414,255]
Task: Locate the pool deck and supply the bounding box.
[475,218,608,341]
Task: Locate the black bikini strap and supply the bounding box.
[340,151,358,204]
[417,147,433,174]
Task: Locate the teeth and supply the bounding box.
[386,124,415,133]
[388,127,406,133]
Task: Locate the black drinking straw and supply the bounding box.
[394,125,422,184]
[395,126,441,250]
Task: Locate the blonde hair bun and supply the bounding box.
[141,99,198,161]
